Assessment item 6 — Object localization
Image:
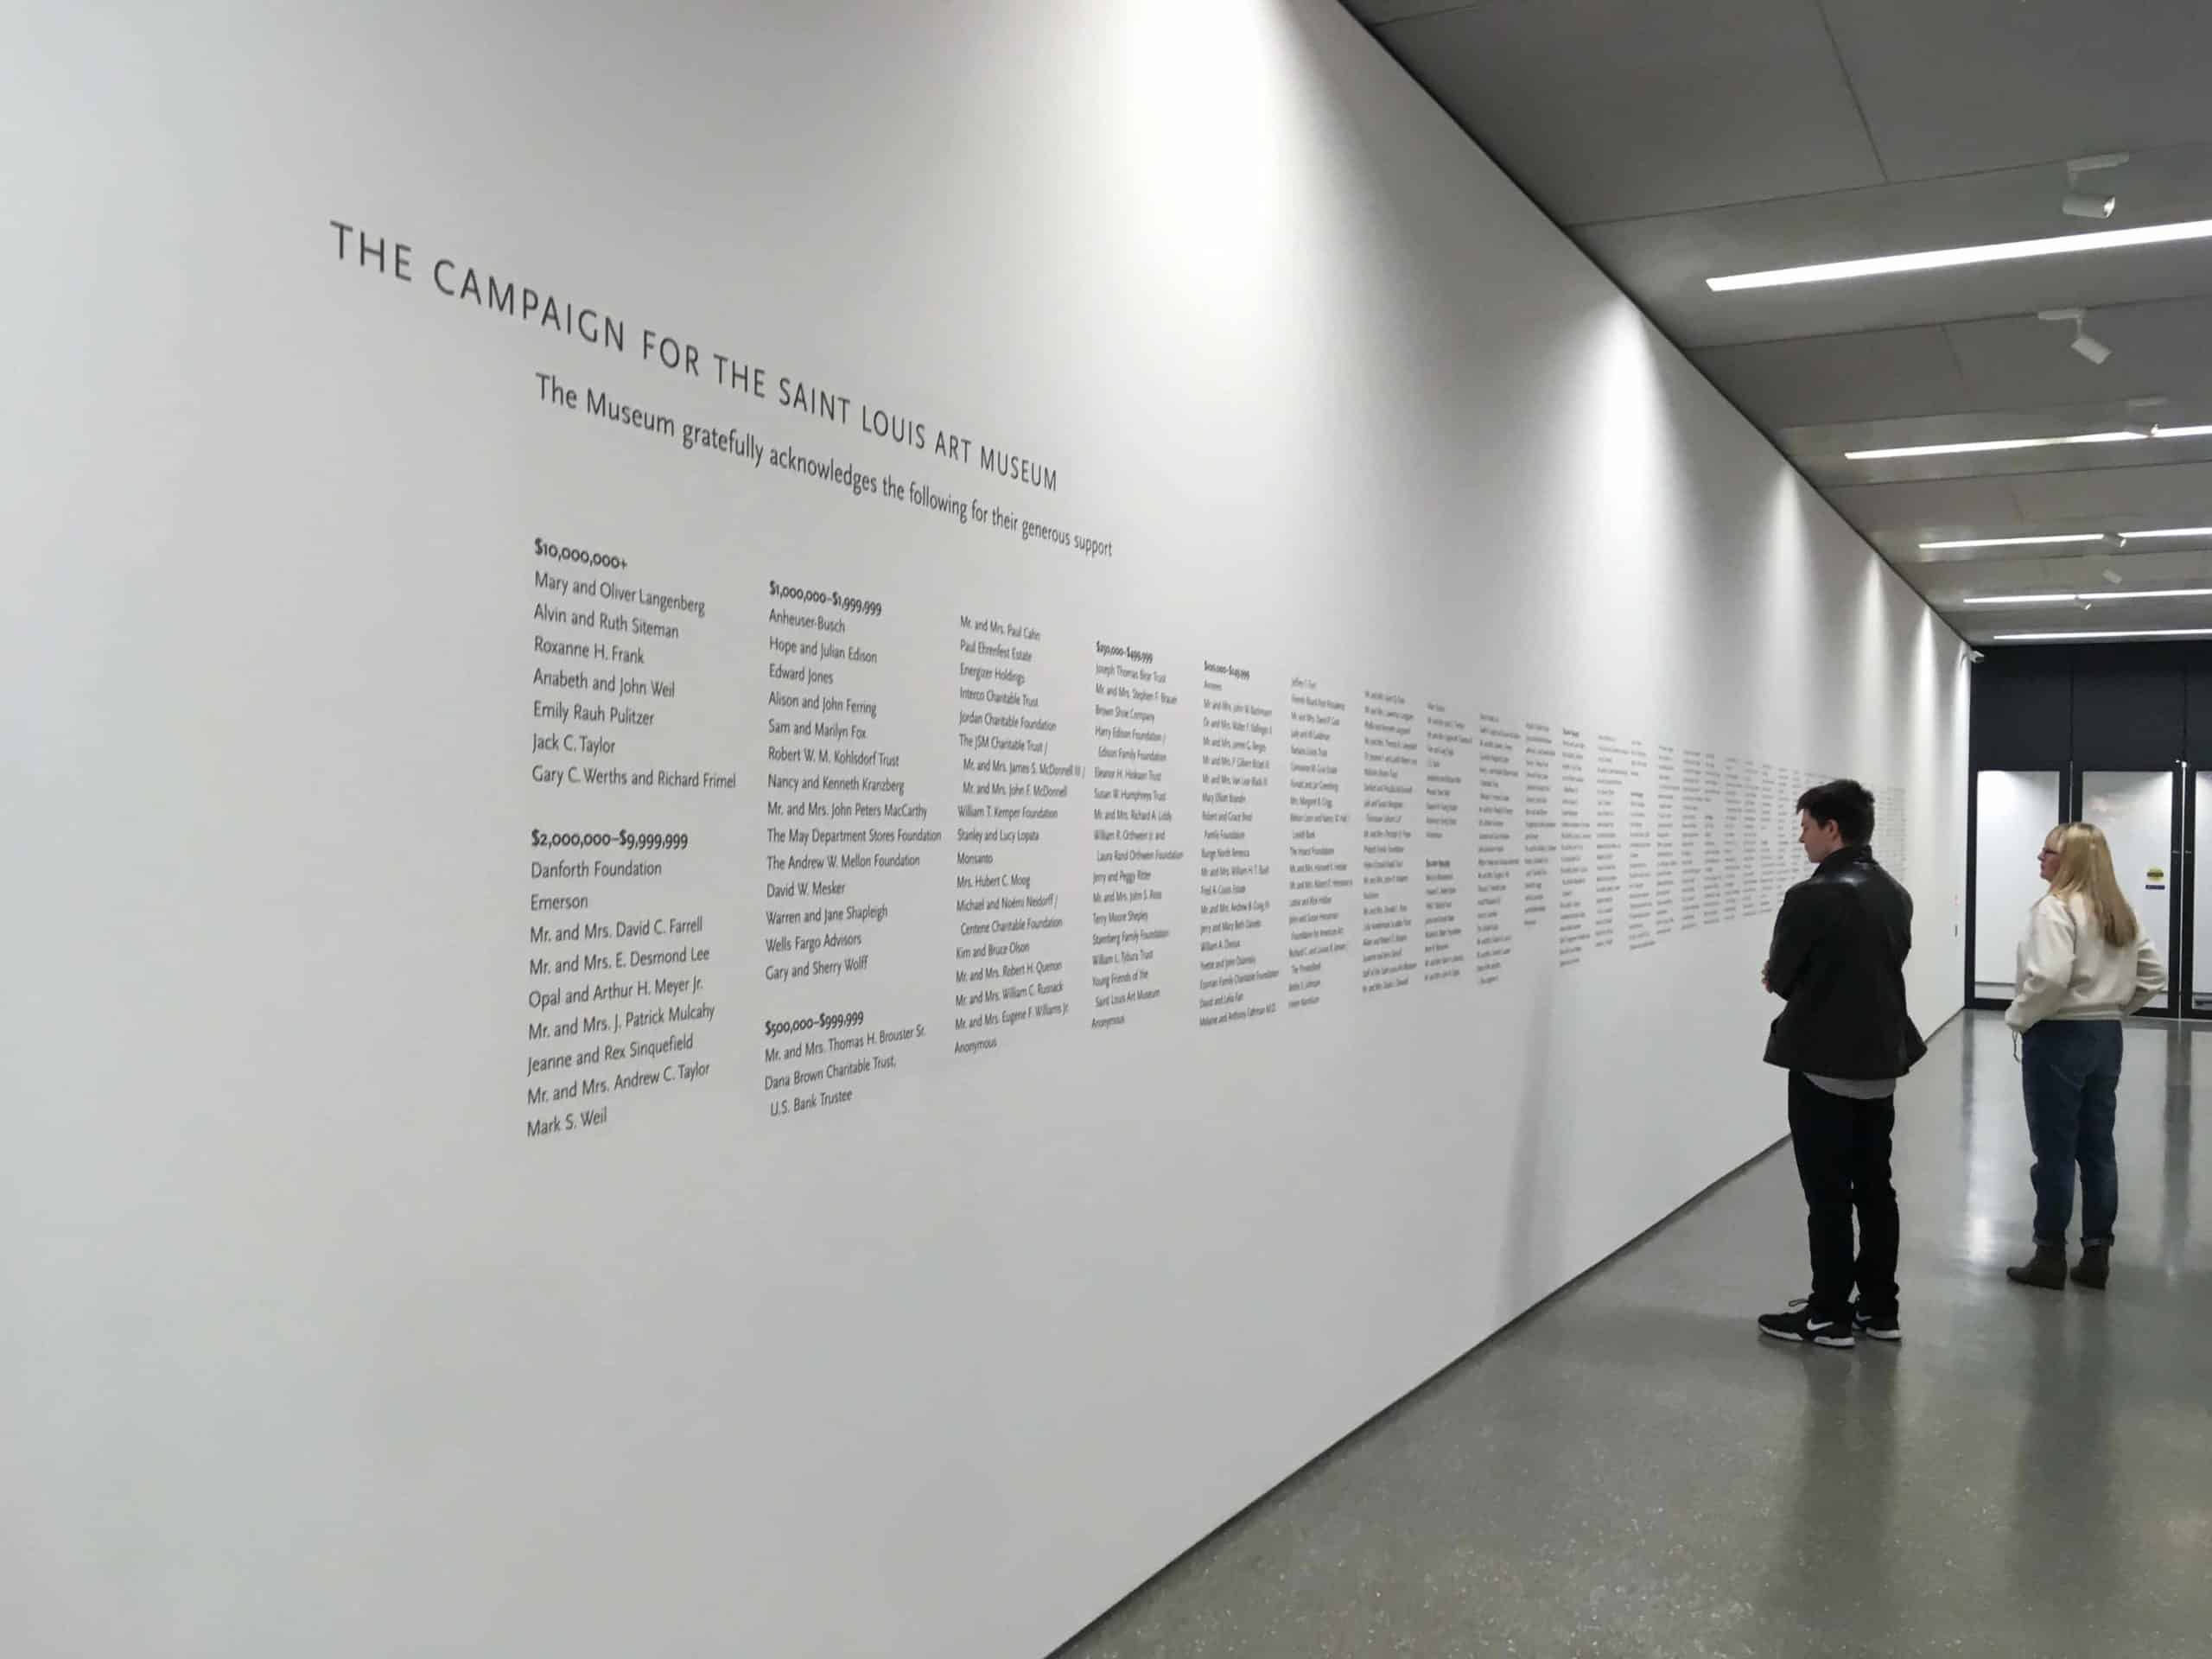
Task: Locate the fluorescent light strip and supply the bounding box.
[1708,217,2212,292]
[1923,524,2212,549]
[1920,533,2107,550]
[1965,588,2212,606]
[1846,431,2144,461]
[1994,627,2212,642]
[1855,427,2212,462]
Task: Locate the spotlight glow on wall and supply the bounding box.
[1707,217,2212,291]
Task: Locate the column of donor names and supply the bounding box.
[1521,720,1557,939]
[1474,714,1521,986]
[1625,738,1656,950]
[1591,731,1627,953]
[1556,726,1593,965]
[1764,762,1793,907]
[1284,677,1351,1012]
[1198,659,1279,1027]
[951,611,1078,1057]
[1422,700,1471,982]
[1696,749,1724,927]
[760,578,937,1122]
[1653,743,1682,941]
[1359,690,1417,993]
[1725,756,1743,925]
[526,535,723,1141]
[1090,639,1181,1030]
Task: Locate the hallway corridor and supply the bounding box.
[1055,1014,2212,1658]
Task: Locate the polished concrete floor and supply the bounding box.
[1052,1014,2212,1659]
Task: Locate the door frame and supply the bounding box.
[2070,761,2185,1021]
[1965,766,2069,1015]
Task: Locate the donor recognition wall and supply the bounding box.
[4,3,1967,1656]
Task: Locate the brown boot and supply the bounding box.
[2071,1243,2111,1290]
[2006,1243,2068,1290]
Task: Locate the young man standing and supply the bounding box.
[1758,779,1926,1349]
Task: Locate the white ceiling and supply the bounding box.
[1346,0,2212,642]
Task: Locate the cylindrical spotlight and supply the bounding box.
[2071,331,2113,365]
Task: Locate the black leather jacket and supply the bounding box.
[1763,843,1927,1080]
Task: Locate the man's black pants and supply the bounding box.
[1787,1071,1899,1321]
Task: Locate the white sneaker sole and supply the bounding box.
[1759,1325,1856,1349]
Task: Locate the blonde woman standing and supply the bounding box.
[2004,823,2165,1291]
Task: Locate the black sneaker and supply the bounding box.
[1851,1303,1902,1343]
[1758,1300,1856,1349]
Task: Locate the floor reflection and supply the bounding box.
[1950,1015,2198,1271]
[1055,1012,2212,1659]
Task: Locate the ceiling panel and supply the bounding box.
[1691,327,1968,428]
[1825,0,2212,181]
[2056,547,2212,582]
[1884,556,2212,632]
[1374,0,1880,224]
[1783,419,2212,490]
[2005,458,2212,521]
[1801,448,2212,493]
[1580,201,2212,349]
[1819,474,2031,534]
[1943,296,2212,414]
[1694,299,2212,435]
[1865,524,2212,575]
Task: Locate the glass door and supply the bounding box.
[1973,770,2064,1003]
[2077,768,2178,1015]
[2191,768,2212,1014]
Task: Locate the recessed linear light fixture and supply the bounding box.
[1846,431,2145,461]
[1994,627,2212,642]
[1849,423,2212,461]
[1963,588,2212,606]
[1920,532,2109,550]
[1921,525,2212,550]
[1707,216,2212,292]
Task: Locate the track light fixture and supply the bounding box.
[2063,153,2127,219]
[2037,307,2111,365]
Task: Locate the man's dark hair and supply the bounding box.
[1797,779,1875,845]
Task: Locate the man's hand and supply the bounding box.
[1761,961,1773,993]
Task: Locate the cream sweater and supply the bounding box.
[2005,891,2166,1032]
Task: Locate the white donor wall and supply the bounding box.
[3,3,1968,1655]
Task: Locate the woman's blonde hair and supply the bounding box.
[2044,822,2139,947]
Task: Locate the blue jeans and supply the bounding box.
[2020,1020,2123,1246]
